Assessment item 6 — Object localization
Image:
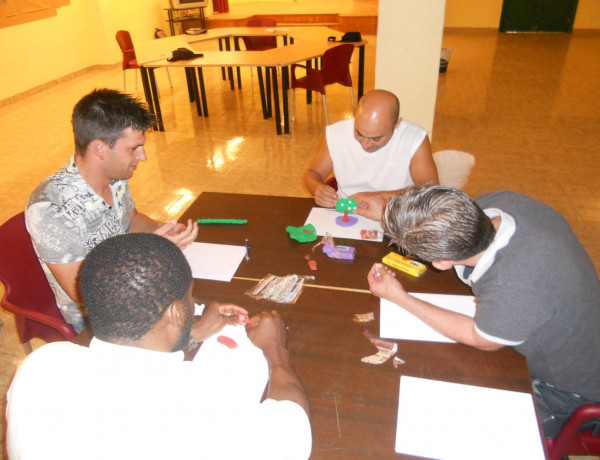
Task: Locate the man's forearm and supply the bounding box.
[393,293,500,351]
[264,345,311,417]
[130,210,161,233]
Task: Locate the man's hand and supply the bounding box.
[155,219,198,250]
[191,302,250,343]
[367,263,408,305]
[314,183,338,208]
[351,191,389,221]
[245,310,287,352]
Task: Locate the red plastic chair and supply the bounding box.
[242,17,278,51]
[545,404,600,460]
[0,213,77,353]
[115,30,172,93]
[290,43,355,125]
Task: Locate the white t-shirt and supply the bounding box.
[326,118,427,197]
[7,334,312,460]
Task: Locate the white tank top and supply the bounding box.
[326,118,427,197]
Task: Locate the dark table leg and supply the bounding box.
[185,68,195,103]
[197,67,208,117]
[358,44,365,99]
[282,65,290,134]
[266,69,272,118]
[234,37,242,89]
[306,59,313,105]
[225,37,234,90]
[257,67,268,119]
[140,67,158,131]
[190,67,203,116]
[218,38,226,80]
[148,68,164,131]
[269,67,282,135]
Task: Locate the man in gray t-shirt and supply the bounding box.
[368,184,600,439]
[26,89,198,331]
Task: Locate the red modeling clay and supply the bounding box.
[308,260,317,271]
[217,335,238,349]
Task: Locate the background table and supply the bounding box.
[181,192,541,459]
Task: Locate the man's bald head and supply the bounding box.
[353,90,401,153]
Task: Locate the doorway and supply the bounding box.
[499,0,578,32]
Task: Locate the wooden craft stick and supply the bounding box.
[233,276,371,294]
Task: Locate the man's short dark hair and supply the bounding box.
[79,233,192,342]
[71,88,154,155]
[383,184,496,262]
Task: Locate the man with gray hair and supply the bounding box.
[368,184,600,439]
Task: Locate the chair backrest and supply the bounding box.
[115,30,138,70]
[320,44,354,87]
[243,17,277,51]
[433,150,476,190]
[0,212,76,344]
[546,404,600,460]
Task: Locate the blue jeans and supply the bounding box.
[532,378,598,439]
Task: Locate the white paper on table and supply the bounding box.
[182,242,246,281]
[396,376,545,460]
[304,207,384,242]
[380,293,476,343]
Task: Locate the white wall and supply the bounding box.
[375,0,446,135]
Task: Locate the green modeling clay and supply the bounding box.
[336,198,358,214]
[286,224,318,243]
[196,219,248,224]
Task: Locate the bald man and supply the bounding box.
[303,89,438,221]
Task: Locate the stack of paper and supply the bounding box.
[396,376,545,459]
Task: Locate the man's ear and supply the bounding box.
[432,260,454,271]
[89,139,107,159]
[165,301,184,328]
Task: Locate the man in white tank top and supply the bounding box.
[303,90,438,221]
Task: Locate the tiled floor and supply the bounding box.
[1,28,600,458]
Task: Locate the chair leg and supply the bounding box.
[165,68,173,88]
[24,340,33,355]
[322,94,329,125]
[350,86,355,111]
[290,88,295,121]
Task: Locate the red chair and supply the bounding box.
[0,213,77,353]
[545,404,600,460]
[290,43,355,125]
[115,30,172,93]
[242,17,278,51]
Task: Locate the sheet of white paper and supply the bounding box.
[380,293,476,343]
[193,324,269,404]
[182,242,246,281]
[396,376,545,460]
[304,207,384,241]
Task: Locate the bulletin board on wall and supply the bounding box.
[0,0,69,28]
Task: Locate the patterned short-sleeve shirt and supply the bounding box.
[25,156,134,325]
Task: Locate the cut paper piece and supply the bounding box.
[392,356,405,368]
[353,312,374,323]
[380,293,476,343]
[286,223,318,242]
[395,376,545,460]
[361,330,398,365]
[217,335,238,349]
[305,207,383,241]
[182,242,246,281]
[245,274,314,304]
[360,229,379,240]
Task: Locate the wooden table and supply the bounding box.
[180,192,539,459]
[137,27,367,134]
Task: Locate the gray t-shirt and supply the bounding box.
[461,191,600,401]
[25,156,134,325]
